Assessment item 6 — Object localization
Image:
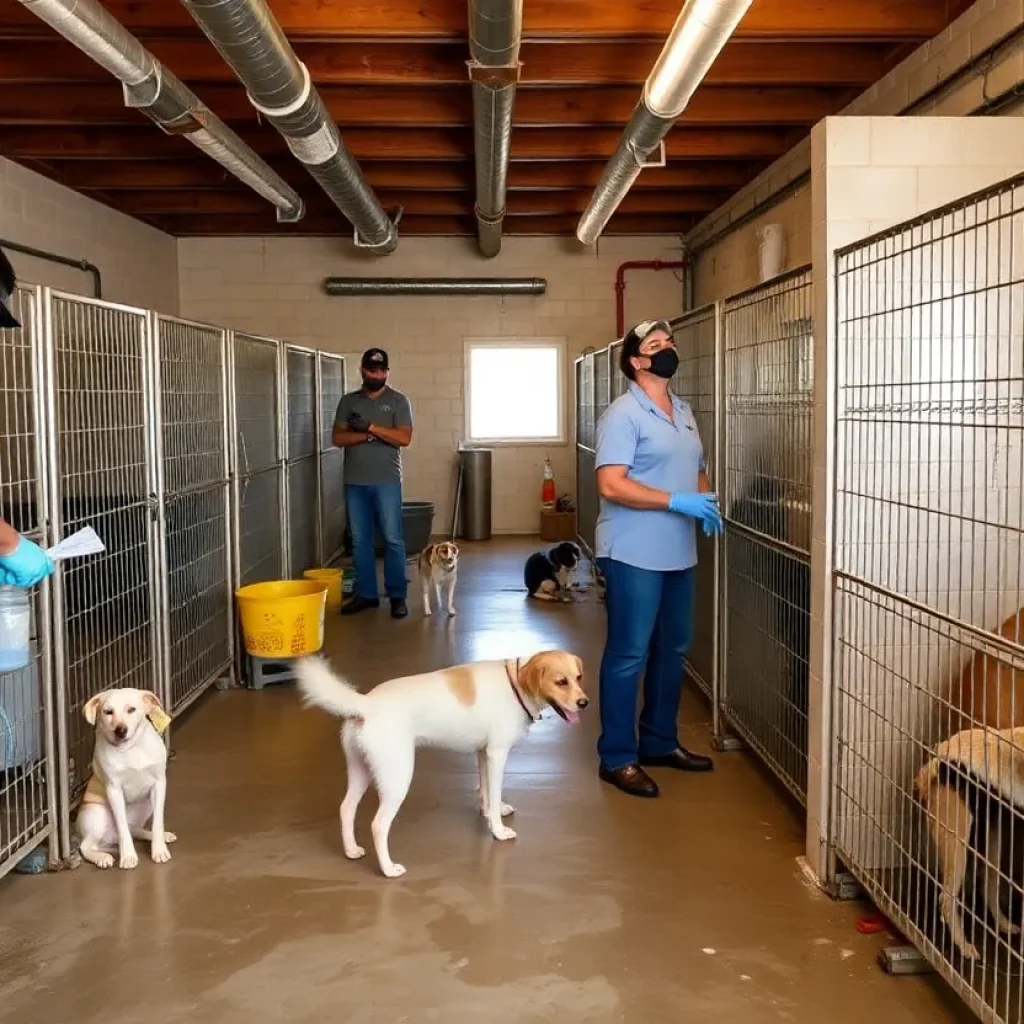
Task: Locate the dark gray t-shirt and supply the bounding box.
[334,385,413,485]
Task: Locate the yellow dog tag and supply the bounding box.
[148,707,172,735]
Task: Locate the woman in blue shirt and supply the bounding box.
[594,319,723,798]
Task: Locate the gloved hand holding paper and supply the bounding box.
[46,526,106,561]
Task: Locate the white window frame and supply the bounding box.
[463,337,567,446]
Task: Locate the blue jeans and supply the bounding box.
[345,484,407,601]
[596,558,696,771]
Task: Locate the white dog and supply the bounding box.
[418,540,459,617]
[295,651,588,878]
[77,688,175,870]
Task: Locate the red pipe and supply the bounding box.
[615,259,687,339]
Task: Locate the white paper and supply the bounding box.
[47,526,106,561]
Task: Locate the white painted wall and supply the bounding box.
[0,158,178,314]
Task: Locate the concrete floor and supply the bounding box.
[0,539,971,1023]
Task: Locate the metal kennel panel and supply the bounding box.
[0,285,58,879]
[721,268,813,803]
[829,175,1024,1022]
[595,346,611,423]
[671,305,720,705]
[575,352,598,552]
[609,341,626,402]
[152,315,232,715]
[317,352,347,565]
[284,346,318,574]
[231,332,285,586]
[42,291,160,852]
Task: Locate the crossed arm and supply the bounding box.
[331,423,413,448]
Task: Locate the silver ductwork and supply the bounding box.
[468,0,523,258]
[18,0,303,222]
[323,278,546,297]
[179,0,397,254]
[576,0,752,246]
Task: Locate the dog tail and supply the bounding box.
[295,657,367,719]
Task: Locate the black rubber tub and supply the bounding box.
[343,500,435,560]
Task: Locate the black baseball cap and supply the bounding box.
[0,247,20,330]
[361,347,389,370]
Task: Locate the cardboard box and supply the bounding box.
[540,509,576,542]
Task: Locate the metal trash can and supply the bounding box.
[460,447,492,541]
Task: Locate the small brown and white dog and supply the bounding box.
[296,651,588,878]
[418,540,459,617]
[916,725,1024,960]
[77,688,175,870]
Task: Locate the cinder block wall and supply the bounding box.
[178,235,684,534]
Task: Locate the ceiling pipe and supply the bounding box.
[179,0,398,254]
[615,260,686,338]
[468,0,523,258]
[575,0,752,246]
[18,0,303,223]
[323,278,546,297]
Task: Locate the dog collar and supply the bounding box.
[505,659,541,724]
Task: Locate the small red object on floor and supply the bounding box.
[857,915,888,935]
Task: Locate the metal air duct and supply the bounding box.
[468,0,523,258]
[323,277,546,297]
[576,0,752,246]
[18,0,303,222]
[179,0,398,254]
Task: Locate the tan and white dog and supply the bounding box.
[916,724,1024,959]
[77,688,176,870]
[296,651,588,878]
[418,540,459,618]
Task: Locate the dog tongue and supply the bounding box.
[565,710,580,726]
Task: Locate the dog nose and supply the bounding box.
[577,698,589,710]
[114,724,128,740]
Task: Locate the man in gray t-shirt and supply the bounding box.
[332,347,414,618]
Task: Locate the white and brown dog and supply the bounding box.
[418,540,459,617]
[296,651,588,878]
[77,688,175,870]
[916,724,1024,960]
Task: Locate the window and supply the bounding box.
[465,339,565,444]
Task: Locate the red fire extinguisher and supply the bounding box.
[541,457,556,509]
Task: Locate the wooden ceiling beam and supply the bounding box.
[0,39,890,87]
[0,125,799,162]
[149,212,699,237]
[0,0,964,41]
[109,188,727,217]
[0,82,850,128]
[57,159,758,193]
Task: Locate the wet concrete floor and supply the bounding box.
[0,539,971,1022]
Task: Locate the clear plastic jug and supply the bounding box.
[0,585,32,672]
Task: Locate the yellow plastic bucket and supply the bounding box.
[303,568,343,612]
[235,580,328,659]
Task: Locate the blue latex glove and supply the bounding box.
[0,536,55,588]
[668,492,724,536]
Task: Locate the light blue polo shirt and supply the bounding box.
[594,384,705,572]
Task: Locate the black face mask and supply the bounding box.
[644,348,679,379]
[362,374,386,393]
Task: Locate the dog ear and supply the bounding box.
[140,690,165,714]
[517,655,545,698]
[83,692,108,725]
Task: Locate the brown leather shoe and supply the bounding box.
[599,763,660,798]
[640,747,714,772]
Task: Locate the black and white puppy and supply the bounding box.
[524,541,582,603]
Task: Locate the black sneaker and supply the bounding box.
[390,598,409,619]
[340,595,380,616]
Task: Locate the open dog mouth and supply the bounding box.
[548,700,582,726]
